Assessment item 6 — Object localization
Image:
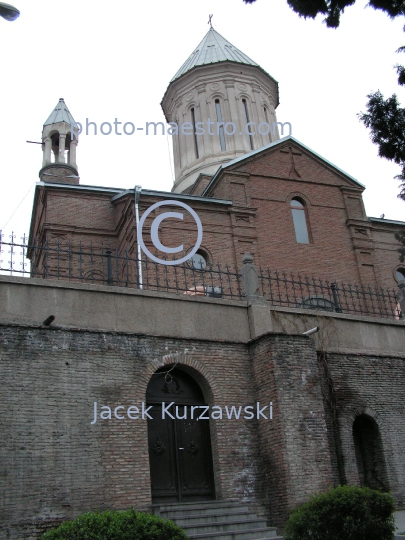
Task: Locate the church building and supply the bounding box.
[1,26,405,540]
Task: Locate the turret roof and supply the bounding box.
[44,98,76,126]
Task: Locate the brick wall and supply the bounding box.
[249,333,334,525]
[325,351,405,508]
[29,140,405,293]
[0,303,404,537]
[0,324,262,539]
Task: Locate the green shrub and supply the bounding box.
[41,508,188,540]
[284,485,395,540]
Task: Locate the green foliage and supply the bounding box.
[242,0,405,27]
[284,485,396,540]
[41,508,188,540]
[395,231,405,261]
[359,91,405,201]
[359,92,405,164]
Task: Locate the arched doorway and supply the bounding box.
[146,367,215,502]
[353,414,389,491]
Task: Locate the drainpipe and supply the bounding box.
[134,185,143,289]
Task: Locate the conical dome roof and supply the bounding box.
[43,98,76,126]
[171,27,259,82]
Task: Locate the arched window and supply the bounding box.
[263,106,272,142]
[215,99,226,151]
[191,107,199,159]
[189,251,207,270]
[290,198,310,244]
[242,99,254,150]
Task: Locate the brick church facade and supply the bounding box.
[1,27,405,539]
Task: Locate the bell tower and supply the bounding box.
[39,98,80,185]
[161,27,280,194]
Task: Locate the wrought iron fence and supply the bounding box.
[258,268,402,320]
[0,232,402,320]
[0,233,242,300]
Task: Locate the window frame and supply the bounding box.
[290,197,312,244]
[242,98,254,151]
[215,99,226,151]
[190,107,199,159]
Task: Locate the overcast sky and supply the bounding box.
[1,0,404,243]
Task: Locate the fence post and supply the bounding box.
[241,252,272,337]
[398,281,405,319]
[241,252,260,297]
[330,283,343,313]
[106,249,113,285]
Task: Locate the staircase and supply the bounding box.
[154,500,283,540]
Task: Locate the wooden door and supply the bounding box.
[147,369,215,502]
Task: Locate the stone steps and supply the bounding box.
[154,500,282,540]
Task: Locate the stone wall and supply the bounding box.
[250,333,334,525]
[0,324,261,539]
[326,352,405,507]
[0,275,404,538]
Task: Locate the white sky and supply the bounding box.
[1,0,404,243]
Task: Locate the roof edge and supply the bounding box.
[368,217,405,226]
[202,135,365,196]
[111,188,232,206]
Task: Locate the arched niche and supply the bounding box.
[353,414,389,491]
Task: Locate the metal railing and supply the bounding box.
[257,268,402,320]
[0,233,402,320]
[0,233,242,300]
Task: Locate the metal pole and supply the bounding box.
[330,283,343,313]
[106,249,113,285]
[134,185,143,289]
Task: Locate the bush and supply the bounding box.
[41,508,188,540]
[284,485,396,540]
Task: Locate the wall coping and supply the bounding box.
[1,274,403,328]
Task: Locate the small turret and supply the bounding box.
[39,98,80,184]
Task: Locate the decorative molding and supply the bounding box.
[280,146,302,178]
[187,439,200,457]
[235,214,250,223]
[152,437,166,459]
[354,228,368,236]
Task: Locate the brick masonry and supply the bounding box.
[2,307,403,538]
[324,352,405,507]
[249,333,334,525]
[31,139,405,293]
[0,324,261,538]
[9,134,404,539]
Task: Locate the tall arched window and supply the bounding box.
[242,99,254,150]
[215,99,226,151]
[290,198,310,244]
[191,107,199,159]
